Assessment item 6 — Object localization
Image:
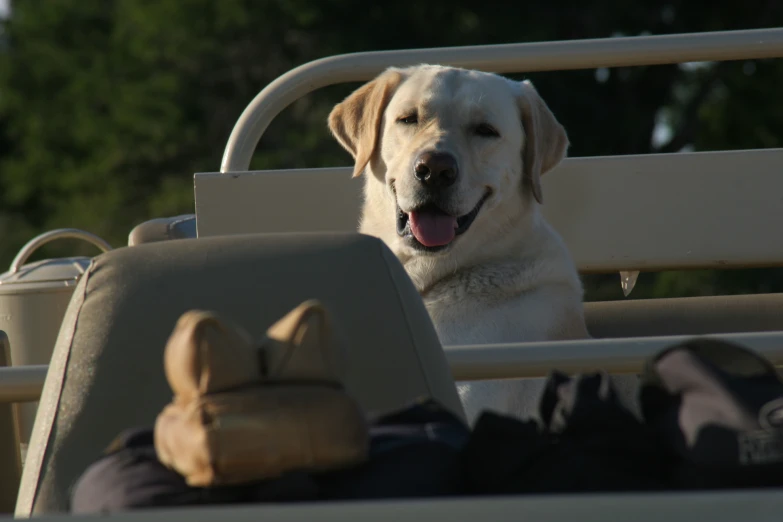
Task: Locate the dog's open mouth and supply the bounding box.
[396,191,491,251]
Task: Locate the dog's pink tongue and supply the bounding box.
[409,210,457,247]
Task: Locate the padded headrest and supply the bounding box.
[16,233,463,515]
[127,214,197,246]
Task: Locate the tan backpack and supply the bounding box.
[154,300,369,487]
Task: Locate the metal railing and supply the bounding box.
[220,27,783,173]
[0,366,47,404]
[4,331,783,403]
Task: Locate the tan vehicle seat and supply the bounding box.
[16,232,464,516]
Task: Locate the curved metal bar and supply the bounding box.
[9,228,112,274]
[221,27,783,173]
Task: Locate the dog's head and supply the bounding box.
[328,65,568,261]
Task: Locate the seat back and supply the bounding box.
[16,233,463,515]
[195,149,783,274]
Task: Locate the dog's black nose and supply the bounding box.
[413,151,458,188]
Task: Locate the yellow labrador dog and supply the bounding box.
[328,65,590,423]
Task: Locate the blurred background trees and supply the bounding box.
[1,0,782,300]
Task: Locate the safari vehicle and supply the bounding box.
[1,26,783,521]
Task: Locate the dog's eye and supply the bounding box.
[474,123,500,138]
[397,113,418,125]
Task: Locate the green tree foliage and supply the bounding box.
[0,0,781,300]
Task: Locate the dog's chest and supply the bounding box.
[417,264,555,346]
[427,303,487,346]
[423,293,554,346]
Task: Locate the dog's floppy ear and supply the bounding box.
[518,80,569,204]
[328,70,403,178]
